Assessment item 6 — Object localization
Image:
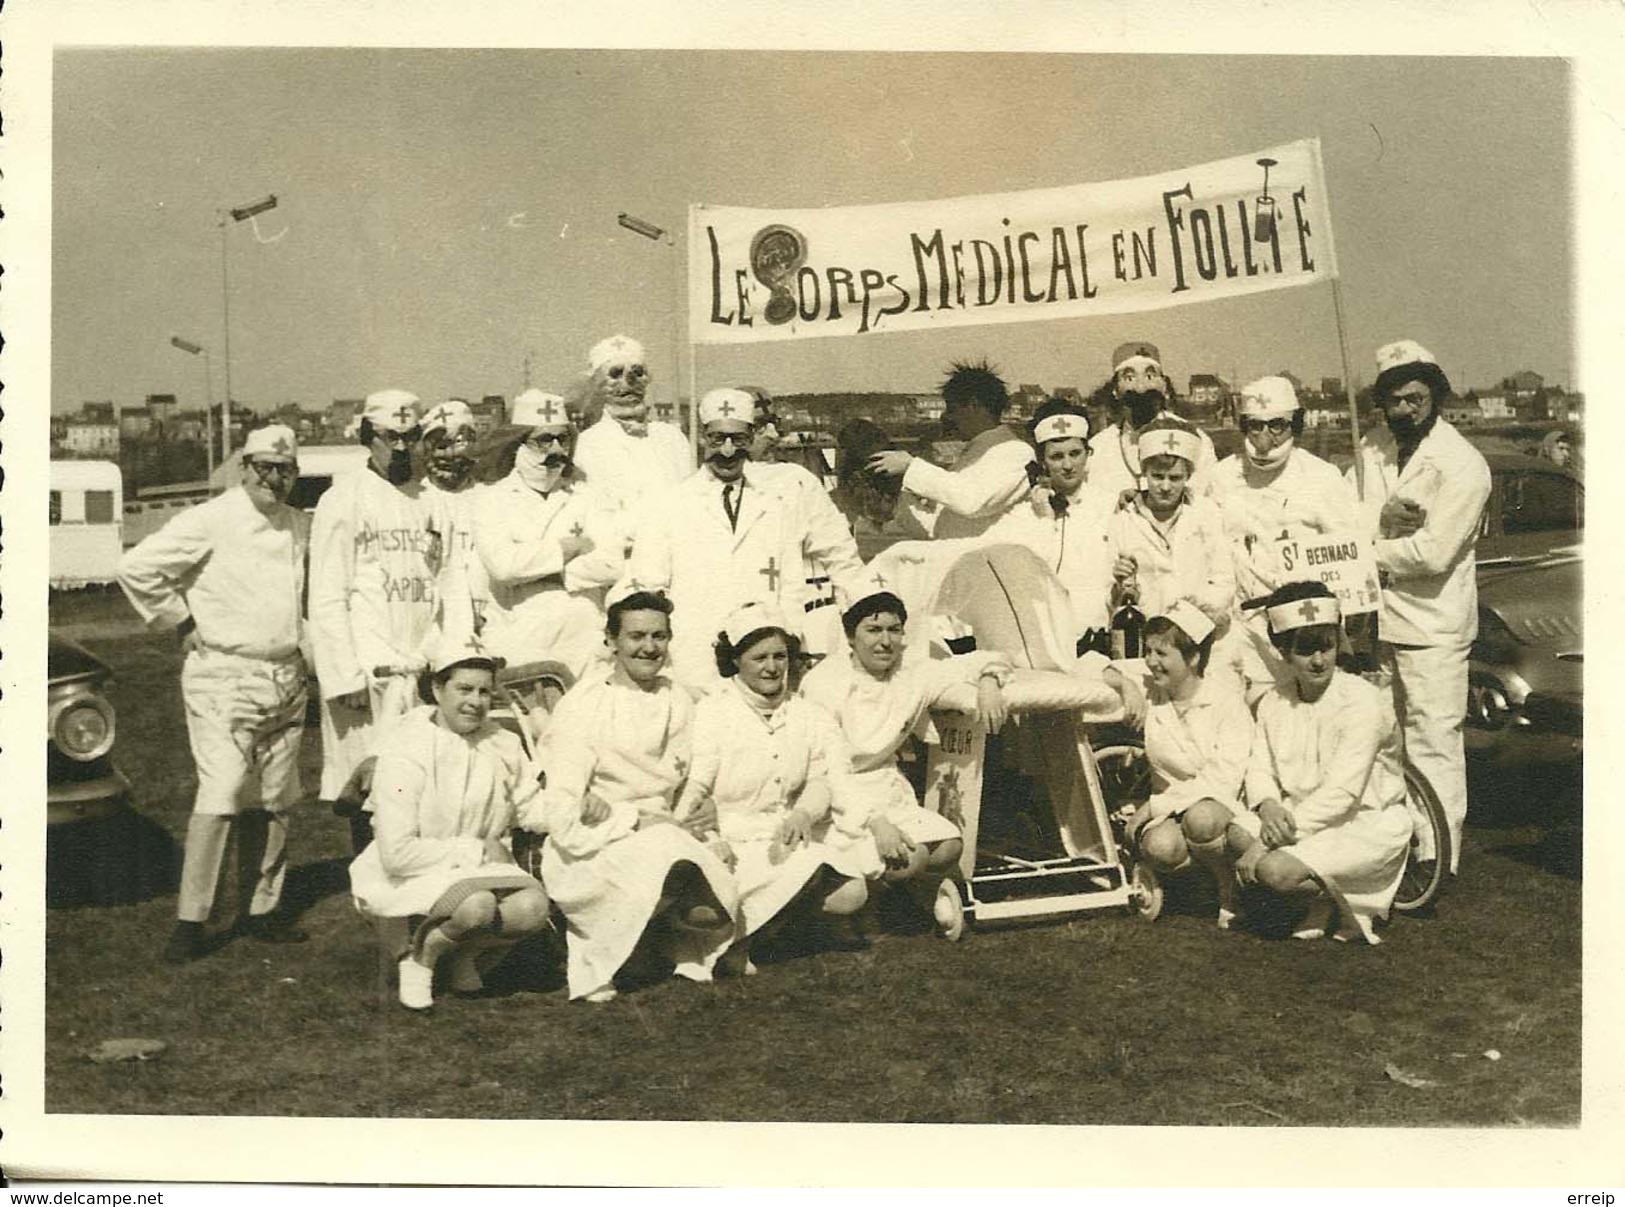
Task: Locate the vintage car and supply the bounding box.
[48,631,130,826]
[1467,456,1582,763]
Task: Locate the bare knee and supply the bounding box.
[449,890,499,933]
[1139,819,1189,870]
[1255,852,1314,896]
[925,837,963,872]
[1181,799,1233,845]
[821,875,868,916]
[498,886,552,935]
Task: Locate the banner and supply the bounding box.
[1273,528,1381,616]
[689,139,1336,345]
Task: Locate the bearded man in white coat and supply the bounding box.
[623,387,862,690]
[309,389,441,804]
[1204,375,1358,701]
[471,389,625,679]
[419,399,488,640]
[1350,340,1491,876]
[118,425,312,963]
[1084,341,1218,497]
[866,360,1034,540]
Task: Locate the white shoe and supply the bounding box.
[1292,897,1333,940]
[397,956,434,1010]
[1217,907,1240,931]
[582,986,618,1004]
[933,880,965,942]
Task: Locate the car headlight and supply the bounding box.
[51,696,116,762]
[1471,609,1524,664]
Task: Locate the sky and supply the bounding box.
[51,50,1572,414]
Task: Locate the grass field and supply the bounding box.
[43,590,1581,1125]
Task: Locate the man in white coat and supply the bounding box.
[419,399,488,640]
[1084,341,1218,498]
[118,425,311,963]
[308,389,440,805]
[624,387,862,689]
[1204,375,1358,701]
[471,389,624,678]
[1350,340,1491,876]
[572,334,693,515]
[866,359,1035,540]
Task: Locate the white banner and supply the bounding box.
[689,139,1337,345]
[1274,528,1382,615]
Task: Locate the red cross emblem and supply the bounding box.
[392,403,416,427]
[1051,417,1072,434]
[759,557,780,593]
[570,522,585,539]
[1298,599,1323,623]
[716,397,736,418]
[1155,433,1180,456]
[538,397,560,423]
[870,571,888,589]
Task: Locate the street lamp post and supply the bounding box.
[169,335,216,488]
[616,211,694,459]
[219,193,279,458]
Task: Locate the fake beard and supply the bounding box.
[1386,412,1418,441]
[514,443,568,494]
[606,399,650,436]
[708,449,748,477]
[1244,434,1294,472]
[428,454,473,489]
[1121,390,1164,430]
[383,449,414,485]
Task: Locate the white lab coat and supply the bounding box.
[349,707,540,919]
[573,415,693,512]
[800,651,1006,846]
[1204,448,1358,694]
[470,469,623,678]
[750,459,863,657]
[1349,418,1491,647]
[1245,670,1413,942]
[1104,492,1235,626]
[1142,675,1254,824]
[118,486,308,660]
[991,481,1119,635]
[901,426,1035,539]
[421,479,489,643]
[308,469,442,797]
[624,463,862,687]
[523,665,738,998]
[677,684,879,935]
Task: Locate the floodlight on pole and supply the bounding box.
[169,334,217,487]
[617,210,692,458]
[219,193,281,460]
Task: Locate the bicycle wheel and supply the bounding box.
[1091,740,1152,819]
[1392,760,1451,913]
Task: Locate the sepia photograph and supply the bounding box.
[1,0,1618,1190]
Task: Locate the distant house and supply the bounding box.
[61,421,121,457]
[469,395,507,433]
[118,406,153,439]
[1442,403,1478,427]
[1187,373,1227,406]
[1503,370,1544,398]
[1008,383,1046,422]
[1052,386,1084,407]
[146,393,179,430]
[909,393,945,422]
[82,401,116,424]
[1319,377,1344,401]
[329,398,365,439]
[1476,394,1513,421]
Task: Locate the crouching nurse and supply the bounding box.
[1132,600,1258,930]
[349,638,553,1011]
[519,586,739,1004]
[676,602,878,972]
[799,570,1013,941]
[1235,582,1414,943]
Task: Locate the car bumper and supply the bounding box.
[48,766,131,826]
[1466,666,1583,766]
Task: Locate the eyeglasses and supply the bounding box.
[704,431,750,449]
[1381,388,1431,409]
[523,431,569,452]
[376,427,423,448]
[245,459,297,479]
[1240,417,1292,436]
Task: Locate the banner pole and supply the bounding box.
[1330,276,1364,500]
[680,209,699,464]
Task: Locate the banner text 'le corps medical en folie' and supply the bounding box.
[689,139,1337,346]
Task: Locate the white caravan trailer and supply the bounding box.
[50,460,124,588]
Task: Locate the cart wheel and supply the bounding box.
[1392,761,1450,913]
[1092,741,1152,816]
[1127,860,1164,921]
[933,878,968,942]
